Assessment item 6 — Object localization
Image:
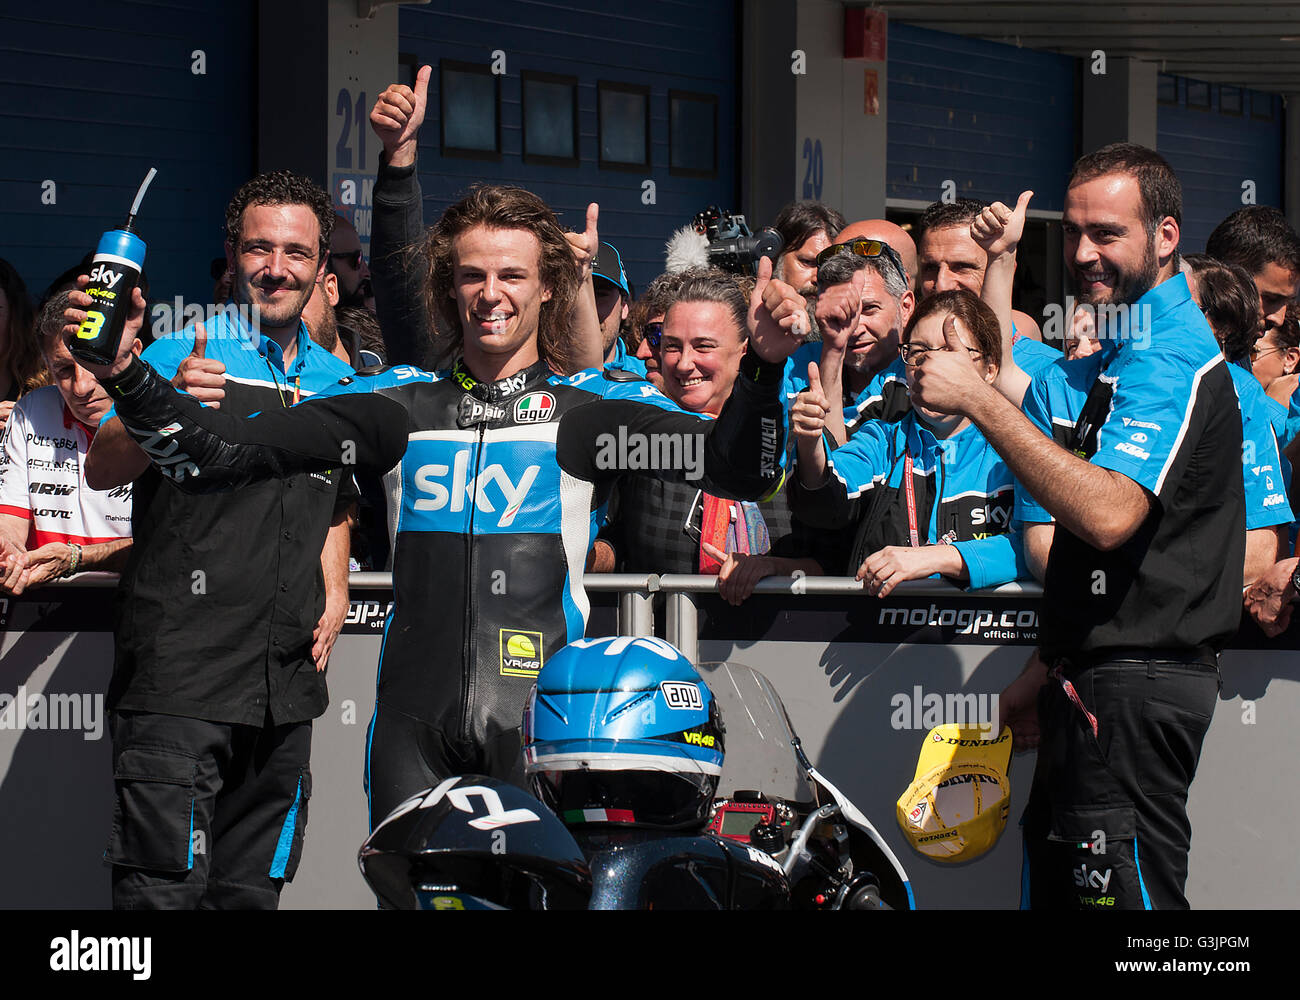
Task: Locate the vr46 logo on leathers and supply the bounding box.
[413,451,540,528]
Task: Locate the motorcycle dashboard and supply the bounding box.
[708,796,802,843]
[710,801,775,840]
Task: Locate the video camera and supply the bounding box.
[692,206,783,276]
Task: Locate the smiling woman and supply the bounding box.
[658,269,750,417]
[595,266,836,598]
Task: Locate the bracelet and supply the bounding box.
[62,542,82,578]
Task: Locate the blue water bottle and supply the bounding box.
[73,167,157,366]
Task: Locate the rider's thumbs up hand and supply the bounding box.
[371,64,431,168]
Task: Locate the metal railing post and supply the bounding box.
[665,590,699,664]
[619,590,655,637]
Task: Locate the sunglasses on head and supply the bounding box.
[330,249,363,269]
[815,238,908,285]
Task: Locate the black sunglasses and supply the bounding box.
[330,249,363,269]
[643,321,664,350]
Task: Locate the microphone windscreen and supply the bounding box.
[665,225,710,274]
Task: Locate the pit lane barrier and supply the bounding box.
[0,573,1292,909]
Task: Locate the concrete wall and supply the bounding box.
[740,0,799,230]
[743,0,886,228]
[325,0,400,253]
[2,581,1296,910]
[256,0,399,254]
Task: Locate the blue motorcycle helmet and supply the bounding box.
[522,636,724,830]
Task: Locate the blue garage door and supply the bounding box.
[887,22,1077,212]
[400,0,738,295]
[0,1,255,309]
[1157,76,1284,252]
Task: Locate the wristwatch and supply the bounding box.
[1291,559,1300,596]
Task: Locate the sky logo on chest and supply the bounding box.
[407,438,559,532]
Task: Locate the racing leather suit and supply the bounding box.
[99,351,787,827]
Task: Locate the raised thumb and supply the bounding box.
[807,361,823,395]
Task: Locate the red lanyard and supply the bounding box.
[903,450,920,548]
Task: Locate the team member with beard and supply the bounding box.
[911,143,1244,910]
[786,240,913,445]
[771,200,847,296]
[328,214,373,313]
[991,201,1288,589]
[302,271,348,363]
[73,172,356,910]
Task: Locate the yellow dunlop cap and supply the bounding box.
[896,724,1013,863]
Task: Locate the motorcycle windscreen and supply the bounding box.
[695,661,817,804]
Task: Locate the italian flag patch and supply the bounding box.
[564,808,635,824]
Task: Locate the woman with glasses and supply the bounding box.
[1251,306,1300,410]
[790,289,1025,596]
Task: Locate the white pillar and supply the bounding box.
[742,0,887,225]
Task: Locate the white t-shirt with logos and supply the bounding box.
[0,385,132,545]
